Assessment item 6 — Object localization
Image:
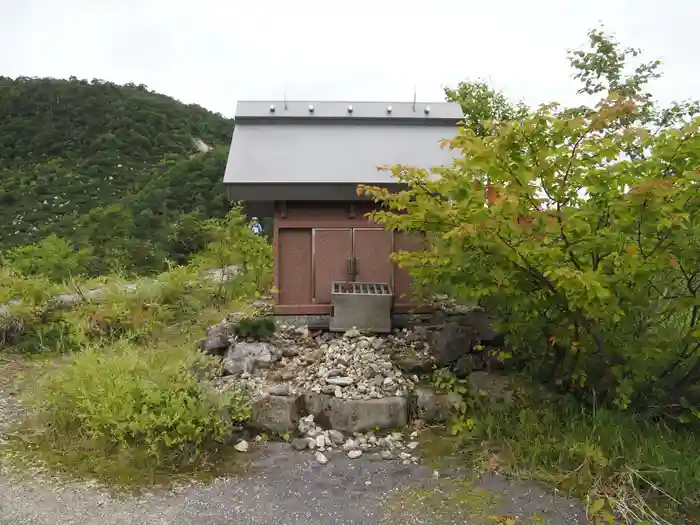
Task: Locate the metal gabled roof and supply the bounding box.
[223,100,462,194]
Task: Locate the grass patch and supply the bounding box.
[457,385,700,525]
[380,479,502,525]
[3,341,252,490]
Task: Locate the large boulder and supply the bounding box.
[251,394,304,434]
[430,307,495,366]
[303,393,408,433]
[223,341,278,375]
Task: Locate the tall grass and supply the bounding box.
[465,388,700,524]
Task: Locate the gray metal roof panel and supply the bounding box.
[223,122,459,185]
[235,100,463,121]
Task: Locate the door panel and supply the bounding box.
[313,229,352,304]
[278,229,312,306]
[353,229,393,285]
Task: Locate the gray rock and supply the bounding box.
[315,452,329,464]
[430,308,495,365]
[328,430,344,445]
[342,439,358,451]
[234,440,249,452]
[326,368,343,378]
[266,384,292,396]
[414,387,463,423]
[321,385,337,395]
[453,353,485,377]
[380,450,394,460]
[291,438,309,451]
[303,393,408,433]
[326,376,354,387]
[298,414,315,434]
[430,320,477,365]
[197,324,231,355]
[282,347,300,358]
[393,356,433,375]
[251,394,304,434]
[347,450,363,459]
[223,342,276,375]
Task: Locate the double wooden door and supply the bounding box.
[312,228,392,304]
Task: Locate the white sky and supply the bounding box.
[1,0,697,118]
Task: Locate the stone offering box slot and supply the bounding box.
[330,281,392,333]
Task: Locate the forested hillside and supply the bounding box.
[0,76,235,274]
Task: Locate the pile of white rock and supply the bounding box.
[291,414,421,465]
[234,327,422,400]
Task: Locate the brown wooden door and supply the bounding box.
[313,228,352,304]
[353,229,393,285]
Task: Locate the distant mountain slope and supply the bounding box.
[0,76,235,273]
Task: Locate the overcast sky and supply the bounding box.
[2,0,697,118]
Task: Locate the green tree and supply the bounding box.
[361,29,700,416]
[444,80,527,137]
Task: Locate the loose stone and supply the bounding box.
[328,430,344,445]
[291,438,309,451]
[326,376,354,387]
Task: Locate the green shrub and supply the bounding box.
[233,317,276,341]
[2,234,92,282]
[193,206,273,298]
[18,342,250,483]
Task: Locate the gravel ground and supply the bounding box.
[0,441,586,525]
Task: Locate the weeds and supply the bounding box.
[460,383,700,524]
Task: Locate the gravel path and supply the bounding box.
[0,358,586,525]
[0,442,586,525]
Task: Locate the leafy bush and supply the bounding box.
[194,206,274,297]
[18,342,250,483]
[232,317,276,341]
[361,30,700,417]
[1,234,92,282]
